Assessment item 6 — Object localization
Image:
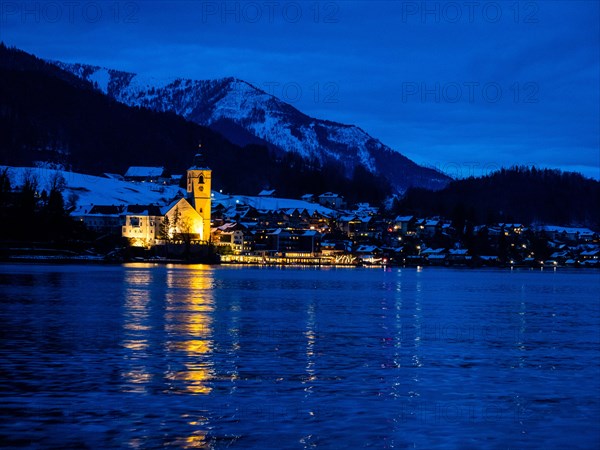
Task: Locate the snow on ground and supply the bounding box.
[2,166,183,207]
[88,68,111,94]
[3,166,336,215]
[211,192,336,215]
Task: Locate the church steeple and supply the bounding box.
[191,145,208,169]
[186,148,212,242]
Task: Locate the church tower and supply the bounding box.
[187,151,212,242]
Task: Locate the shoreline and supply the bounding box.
[1,256,598,270]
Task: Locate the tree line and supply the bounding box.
[0,168,92,245]
[394,166,600,228]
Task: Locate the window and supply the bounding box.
[198,174,204,184]
[130,217,140,227]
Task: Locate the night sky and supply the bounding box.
[1,0,598,179]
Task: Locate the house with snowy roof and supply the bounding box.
[309,210,332,233]
[258,189,276,197]
[72,204,124,235]
[254,228,321,255]
[124,166,166,183]
[121,204,164,247]
[579,248,600,260]
[421,247,446,259]
[538,225,597,243]
[211,222,249,254]
[413,219,442,238]
[354,245,383,264]
[448,248,470,264]
[318,192,345,209]
[353,203,379,216]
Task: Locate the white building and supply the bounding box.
[121,204,163,248]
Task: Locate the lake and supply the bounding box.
[0,264,598,448]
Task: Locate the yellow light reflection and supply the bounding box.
[122,339,149,351]
[184,431,208,449]
[122,369,152,385]
[170,430,209,449]
[165,267,215,395]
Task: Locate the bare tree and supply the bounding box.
[178,218,194,259]
[66,191,79,210]
[48,171,66,193]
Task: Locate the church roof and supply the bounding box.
[188,153,211,170]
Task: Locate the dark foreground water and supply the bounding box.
[0,264,599,449]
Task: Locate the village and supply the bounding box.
[70,157,600,268]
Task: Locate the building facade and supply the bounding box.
[186,153,212,242]
[121,205,163,247]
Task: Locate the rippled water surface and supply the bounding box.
[0,264,599,448]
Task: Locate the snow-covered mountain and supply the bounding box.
[53,61,450,192]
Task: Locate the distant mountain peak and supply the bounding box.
[53,60,450,192]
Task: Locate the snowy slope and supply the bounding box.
[3,166,336,215]
[212,194,335,216]
[52,62,450,192]
[3,166,183,207]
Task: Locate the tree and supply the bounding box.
[48,171,66,193]
[0,168,11,206]
[0,169,12,237]
[66,192,79,211]
[40,172,67,241]
[21,169,38,207]
[178,218,194,259]
[18,170,38,239]
[159,215,172,243]
[171,207,181,240]
[451,203,466,237]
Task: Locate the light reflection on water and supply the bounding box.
[164,267,215,396]
[0,264,598,448]
[121,269,153,392]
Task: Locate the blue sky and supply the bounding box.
[1,0,598,179]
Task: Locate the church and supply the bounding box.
[183,152,212,242]
[121,153,212,247]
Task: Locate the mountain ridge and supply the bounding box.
[0,44,391,203]
[52,60,450,192]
